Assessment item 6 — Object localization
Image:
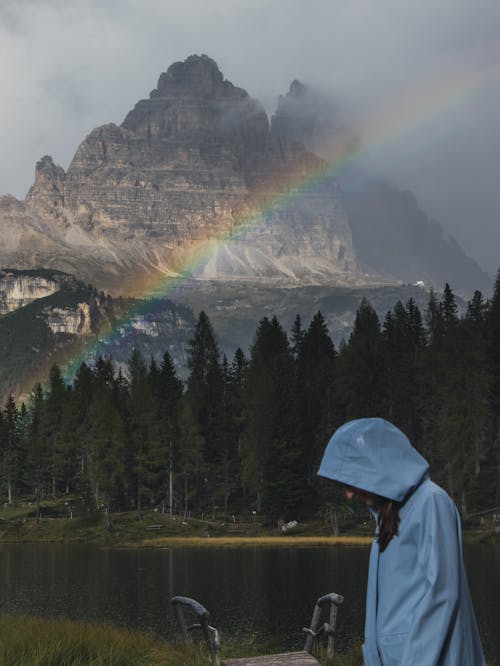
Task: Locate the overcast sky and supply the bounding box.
[1,0,499,274]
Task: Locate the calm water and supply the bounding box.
[0,543,498,663]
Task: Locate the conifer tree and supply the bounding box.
[290,314,305,360]
[229,348,248,511]
[87,383,126,529]
[419,290,447,473]
[127,349,158,518]
[156,351,183,515]
[339,298,386,419]
[215,355,239,518]
[177,397,204,518]
[72,363,95,499]
[296,312,337,496]
[242,316,303,518]
[487,270,500,505]
[2,395,20,503]
[185,311,224,508]
[44,365,67,497]
[25,384,49,521]
[382,300,424,444]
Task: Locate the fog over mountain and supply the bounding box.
[1,0,499,274]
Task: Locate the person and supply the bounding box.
[317,417,485,666]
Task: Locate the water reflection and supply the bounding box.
[0,543,498,663]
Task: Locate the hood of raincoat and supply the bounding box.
[317,418,429,502]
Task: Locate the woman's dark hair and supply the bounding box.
[376,497,401,552]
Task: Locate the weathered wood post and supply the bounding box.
[303,592,344,659]
[170,595,221,665]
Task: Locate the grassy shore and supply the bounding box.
[0,496,497,546]
[0,615,363,665]
[0,495,375,547]
[0,615,206,665]
[135,535,372,548]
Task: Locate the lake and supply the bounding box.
[0,543,498,663]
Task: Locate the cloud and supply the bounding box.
[1,0,499,272]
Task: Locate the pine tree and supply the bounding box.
[87,384,126,529]
[382,300,424,444]
[72,362,95,500]
[296,312,337,500]
[242,316,303,519]
[290,314,305,360]
[177,397,204,518]
[229,348,248,512]
[185,311,224,509]
[43,365,68,497]
[487,270,500,505]
[127,349,158,519]
[25,383,49,522]
[419,290,447,474]
[2,395,20,503]
[339,298,386,419]
[156,351,183,515]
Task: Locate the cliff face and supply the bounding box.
[0,55,356,294]
[0,270,78,314]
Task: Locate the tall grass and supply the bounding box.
[136,536,372,549]
[0,615,206,666]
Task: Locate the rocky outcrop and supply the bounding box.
[0,269,77,314]
[0,269,196,403]
[43,302,92,335]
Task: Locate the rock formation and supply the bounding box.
[0,269,77,314]
[0,55,356,294]
[0,54,490,296]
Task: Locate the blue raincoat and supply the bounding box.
[318,418,485,666]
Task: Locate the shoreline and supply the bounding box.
[0,497,498,547]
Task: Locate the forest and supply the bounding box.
[1,274,500,528]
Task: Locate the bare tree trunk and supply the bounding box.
[35,491,41,525]
[330,510,339,536]
[183,476,188,520]
[461,488,468,522]
[52,434,56,498]
[105,505,113,531]
[169,440,173,517]
[137,472,142,520]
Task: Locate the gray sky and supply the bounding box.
[1,0,499,274]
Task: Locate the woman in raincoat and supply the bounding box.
[318,417,485,666]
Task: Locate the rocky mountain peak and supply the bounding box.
[25,155,66,224]
[29,155,66,191]
[152,54,247,100]
[288,79,309,98]
[121,53,264,142]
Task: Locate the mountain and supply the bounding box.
[0,55,492,400]
[0,55,357,294]
[0,53,487,297]
[270,80,491,295]
[339,176,491,295]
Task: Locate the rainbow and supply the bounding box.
[58,59,496,384]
